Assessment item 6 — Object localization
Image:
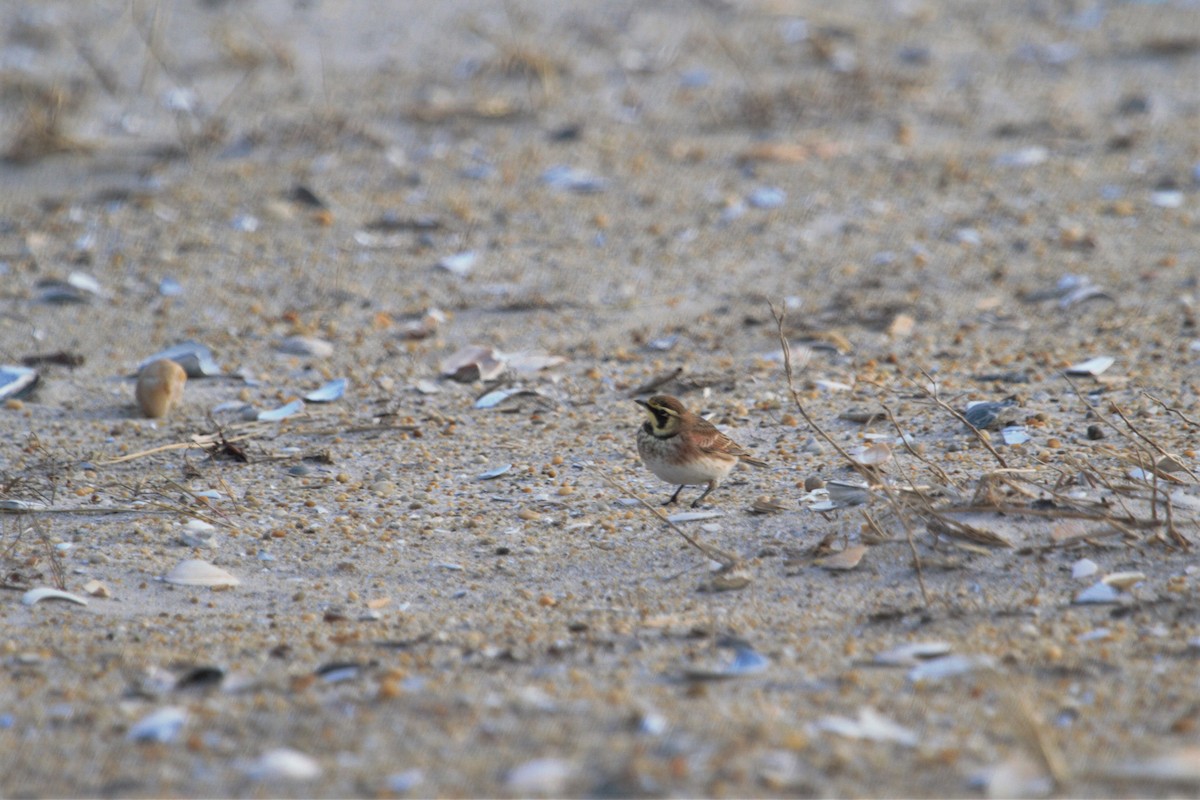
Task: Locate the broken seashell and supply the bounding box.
[304,378,347,403]
[505,757,574,796]
[1102,571,1146,590]
[849,443,892,467]
[127,706,187,743]
[1064,355,1114,376]
[82,579,111,598]
[907,654,992,682]
[964,400,1016,430]
[824,481,872,507]
[682,640,769,680]
[1073,581,1121,604]
[666,510,724,523]
[277,336,333,358]
[0,365,39,402]
[816,544,867,571]
[22,587,89,606]
[817,706,918,747]
[164,559,240,588]
[246,748,322,782]
[135,359,187,418]
[138,341,221,378]
[179,519,217,548]
[1071,558,1099,579]
[437,251,477,277]
[441,345,505,382]
[873,641,952,666]
[477,464,512,480]
[258,399,304,422]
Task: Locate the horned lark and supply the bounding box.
[635,394,767,507]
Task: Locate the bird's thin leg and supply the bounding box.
[664,485,685,505]
[690,481,717,508]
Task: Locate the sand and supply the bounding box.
[2,0,1199,796]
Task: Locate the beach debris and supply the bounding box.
[979,753,1054,798]
[750,496,788,514]
[437,251,477,277]
[994,146,1048,168]
[82,580,111,598]
[135,359,187,418]
[400,308,447,340]
[21,587,89,607]
[441,345,505,382]
[158,276,184,297]
[258,400,305,422]
[277,336,333,359]
[1109,745,1200,786]
[305,378,347,403]
[849,443,892,468]
[1073,581,1121,604]
[35,271,104,304]
[1022,273,1111,308]
[505,352,567,374]
[1001,426,1031,445]
[541,165,607,193]
[682,639,769,680]
[179,519,218,548]
[1064,356,1114,377]
[817,706,918,747]
[1071,558,1099,579]
[127,706,187,743]
[0,366,39,402]
[873,641,953,667]
[477,464,512,480]
[747,186,787,209]
[965,400,1018,430]
[820,481,872,509]
[666,510,724,523]
[164,559,240,588]
[908,654,993,682]
[815,544,867,571]
[246,748,322,782]
[474,386,552,409]
[506,757,573,796]
[385,770,425,794]
[138,341,221,378]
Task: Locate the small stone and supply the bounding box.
[136,359,187,418]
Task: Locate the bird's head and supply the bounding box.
[636,394,687,436]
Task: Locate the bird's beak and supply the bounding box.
[634,398,650,409]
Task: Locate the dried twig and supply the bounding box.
[590,467,739,569]
[914,368,1008,468]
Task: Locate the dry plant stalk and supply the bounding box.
[590,467,739,570]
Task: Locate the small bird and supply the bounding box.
[635,394,767,507]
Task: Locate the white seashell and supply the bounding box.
[128,706,187,743]
[304,378,347,403]
[1103,571,1146,590]
[476,464,512,480]
[666,511,724,523]
[1074,581,1120,604]
[437,251,477,277]
[258,399,305,422]
[817,706,918,747]
[907,654,992,682]
[1071,558,1099,579]
[1064,355,1114,376]
[164,559,240,587]
[247,748,323,781]
[277,336,333,358]
[138,341,221,378]
[506,758,574,795]
[0,365,39,402]
[22,587,89,606]
[180,519,217,548]
[874,641,953,666]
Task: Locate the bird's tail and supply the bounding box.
[740,455,768,468]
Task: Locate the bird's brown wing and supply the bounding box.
[686,417,767,467]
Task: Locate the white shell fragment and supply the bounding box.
[824,481,872,508]
[1073,581,1121,604]
[477,464,512,480]
[1064,356,1114,376]
[304,378,347,403]
[1102,571,1146,590]
[180,519,218,548]
[666,510,724,523]
[277,336,333,358]
[505,757,573,796]
[682,642,769,680]
[138,341,221,378]
[127,706,187,743]
[22,587,89,607]
[164,559,240,588]
[817,706,918,747]
[874,641,953,666]
[1110,745,1200,786]
[441,345,505,382]
[907,654,993,682]
[246,748,323,782]
[437,251,477,277]
[1001,426,1031,445]
[1071,558,1099,579]
[258,400,305,422]
[541,164,607,193]
[0,365,39,402]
